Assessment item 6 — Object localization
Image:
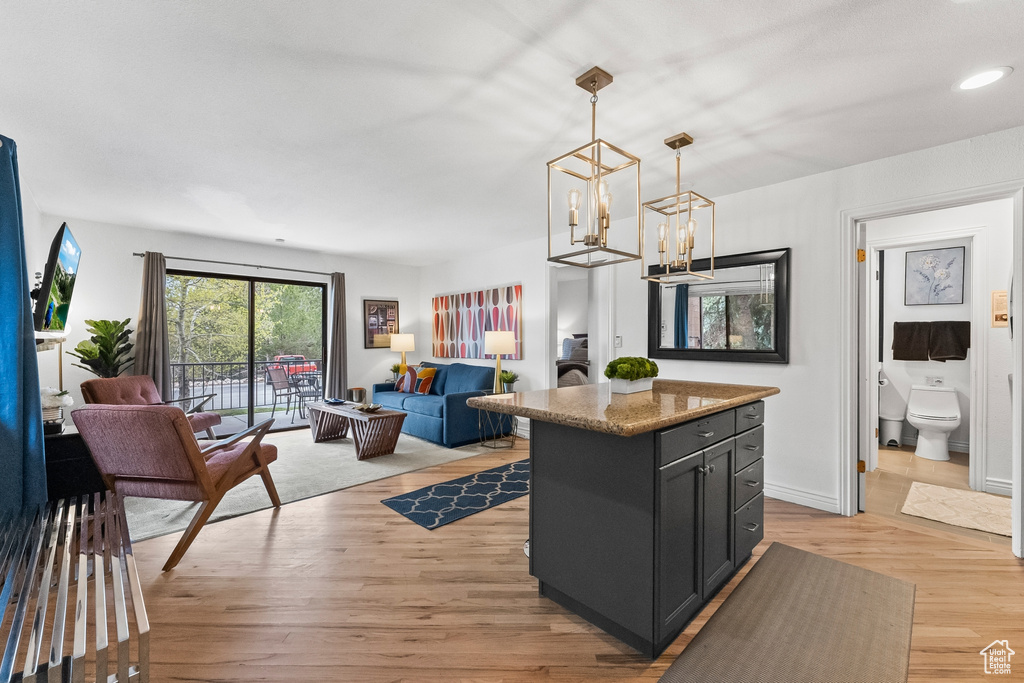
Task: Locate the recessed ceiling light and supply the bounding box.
[957,67,1013,91]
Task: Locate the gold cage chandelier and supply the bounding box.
[547,67,641,268]
[641,132,716,283]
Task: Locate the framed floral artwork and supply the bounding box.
[905,246,965,305]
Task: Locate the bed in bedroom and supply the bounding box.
[556,335,589,387]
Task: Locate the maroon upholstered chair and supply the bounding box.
[72,404,281,571]
[81,375,222,439]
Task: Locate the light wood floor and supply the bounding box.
[866,445,1011,546]
[133,438,1024,681]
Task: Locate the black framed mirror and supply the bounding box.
[648,248,790,363]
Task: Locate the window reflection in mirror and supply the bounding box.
[659,264,776,350]
[648,248,789,364]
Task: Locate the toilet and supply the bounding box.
[906,385,961,461]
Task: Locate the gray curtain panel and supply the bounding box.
[326,272,348,399]
[134,251,171,399]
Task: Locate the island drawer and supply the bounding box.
[734,426,764,472]
[736,400,764,431]
[734,458,764,509]
[735,492,764,561]
[658,410,736,467]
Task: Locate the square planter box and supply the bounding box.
[610,377,654,394]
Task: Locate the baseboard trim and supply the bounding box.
[986,477,1012,497]
[516,417,530,440]
[764,482,841,515]
[898,435,970,454]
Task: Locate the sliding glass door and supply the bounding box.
[166,271,326,436]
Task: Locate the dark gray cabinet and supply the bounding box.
[531,399,766,658]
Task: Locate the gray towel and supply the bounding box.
[892,322,929,361]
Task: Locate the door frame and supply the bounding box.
[838,181,1024,558]
[862,228,988,497]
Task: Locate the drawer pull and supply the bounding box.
[743,522,760,532]
[697,431,715,438]
[743,444,760,451]
[743,413,759,420]
[744,480,760,487]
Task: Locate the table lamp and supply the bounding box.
[484,330,516,393]
[390,333,415,366]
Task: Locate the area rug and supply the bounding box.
[660,543,915,683]
[124,429,488,542]
[901,481,1011,536]
[381,459,529,529]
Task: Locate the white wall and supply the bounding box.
[417,236,552,394]
[25,215,421,411]
[556,275,588,342]
[611,125,1024,514]
[868,200,1014,492]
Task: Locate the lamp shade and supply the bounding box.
[390,333,415,353]
[484,330,516,356]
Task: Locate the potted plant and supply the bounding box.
[390,363,402,382]
[67,319,135,378]
[499,370,519,393]
[604,356,659,394]
[40,386,73,422]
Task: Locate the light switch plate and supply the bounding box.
[614,335,623,348]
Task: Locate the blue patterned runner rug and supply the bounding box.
[381,459,529,529]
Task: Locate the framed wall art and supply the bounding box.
[432,284,522,359]
[364,299,399,348]
[905,246,965,305]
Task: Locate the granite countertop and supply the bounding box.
[467,380,780,437]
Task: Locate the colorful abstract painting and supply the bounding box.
[432,284,522,359]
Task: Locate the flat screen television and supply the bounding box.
[33,223,82,332]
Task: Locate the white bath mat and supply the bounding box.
[901,481,1011,536]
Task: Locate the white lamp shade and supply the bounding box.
[484,330,516,356]
[390,333,415,352]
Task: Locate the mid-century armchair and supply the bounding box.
[72,404,281,571]
[81,374,222,438]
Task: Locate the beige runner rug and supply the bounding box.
[901,481,1011,536]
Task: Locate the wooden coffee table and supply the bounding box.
[306,401,406,460]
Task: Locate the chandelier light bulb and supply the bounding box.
[567,188,581,227]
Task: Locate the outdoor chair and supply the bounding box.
[81,374,222,438]
[267,366,301,423]
[72,404,281,571]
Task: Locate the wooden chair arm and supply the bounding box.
[199,419,274,456]
[164,393,216,414]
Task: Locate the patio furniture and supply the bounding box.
[267,366,301,424]
[72,404,280,571]
[291,371,323,419]
[81,374,222,439]
[0,491,149,682]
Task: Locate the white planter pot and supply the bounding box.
[42,406,62,422]
[610,377,654,394]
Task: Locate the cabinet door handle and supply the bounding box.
[744,480,760,487]
[697,465,709,475]
[697,431,715,438]
[744,444,760,451]
[743,522,760,532]
[708,464,716,474]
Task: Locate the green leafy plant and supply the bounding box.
[604,356,659,382]
[499,370,519,384]
[67,319,135,378]
[390,363,402,374]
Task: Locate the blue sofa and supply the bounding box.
[372,361,509,448]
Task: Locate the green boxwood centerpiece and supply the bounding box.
[604,356,659,394]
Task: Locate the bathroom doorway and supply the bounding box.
[859,200,1014,544]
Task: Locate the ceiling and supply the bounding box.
[2,1,1022,265]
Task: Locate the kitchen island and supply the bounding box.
[468,379,780,658]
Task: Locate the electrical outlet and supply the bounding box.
[614,335,623,348]
[926,376,944,386]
